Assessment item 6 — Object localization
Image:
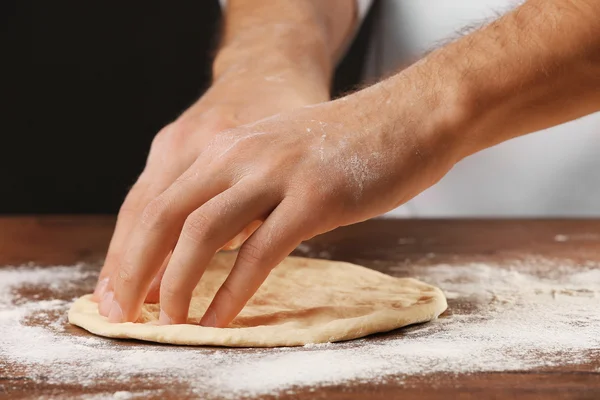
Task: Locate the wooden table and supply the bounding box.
[1,216,599,399]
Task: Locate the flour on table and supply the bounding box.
[1,258,599,399]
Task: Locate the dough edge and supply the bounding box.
[68,257,448,348]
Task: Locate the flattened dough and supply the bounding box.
[69,252,447,347]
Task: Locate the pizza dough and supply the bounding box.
[69,252,447,347]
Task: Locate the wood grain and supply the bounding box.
[1,216,599,399]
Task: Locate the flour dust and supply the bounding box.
[1,257,599,399]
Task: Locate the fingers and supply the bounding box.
[93,174,153,302]
[144,252,171,304]
[102,166,230,323]
[220,220,262,251]
[200,198,314,328]
[145,220,262,305]
[158,182,277,324]
[95,122,201,302]
[93,168,188,302]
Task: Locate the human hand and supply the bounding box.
[93,65,329,304]
[97,72,462,328]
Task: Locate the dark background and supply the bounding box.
[1,1,375,214]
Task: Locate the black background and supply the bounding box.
[1,1,375,214]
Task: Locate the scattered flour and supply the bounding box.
[81,390,159,400]
[1,259,599,399]
[397,237,417,245]
[554,234,569,242]
[554,233,600,242]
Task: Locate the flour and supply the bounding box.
[1,258,599,399]
[263,73,285,83]
[397,237,417,245]
[554,233,600,242]
[554,234,569,242]
[82,390,159,399]
[211,130,271,159]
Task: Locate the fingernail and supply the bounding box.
[93,278,109,301]
[108,300,124,323]
[201,309,217,327]
[158,309,172,325]
[99,291,114,316]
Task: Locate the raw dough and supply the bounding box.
[69,252,447,347]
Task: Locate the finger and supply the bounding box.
[200,198,316,328]
[93,173,153,302]
[95,123,200,301]
[93,168,187,302]
[158,182,278,324]
[145,219,257,304]
[105,164,230,322]
[144,252,172,304]
[220,220,262,251]
[145,222,261,305]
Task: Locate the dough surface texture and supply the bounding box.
[69,252,447,347]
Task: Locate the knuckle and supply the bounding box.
[118,188,146,219]
[297,184,342,217]
[237,240,266,267]
[159,259,193,304]
[172,165,201,187]
[115,264,136,287]
[181,212,216,245]
[152,124,178,148]
[117,174,154,217]
[149,123,188,160]
[118,199,139,220]
[281,190,314,216]
[140,196,172,231]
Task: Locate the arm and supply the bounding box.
[100,0,600,328]
[213,0,357,100]
[176,0,358,127]
[415,0,600,158]
[93,1,357,306]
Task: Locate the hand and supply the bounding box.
[97,74,462,328]
[93,66,329,304]
[96,0,600,327]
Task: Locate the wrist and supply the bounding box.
[357,60,472,172]
[213,42,331,106]
[179,62,330,129]
[213,24,331,87]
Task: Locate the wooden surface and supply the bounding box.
[1,216,599,399]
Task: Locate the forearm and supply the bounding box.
[373,0,600,163]
[213,0,356,103]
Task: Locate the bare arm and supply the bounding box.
[400,0,600,159]
[94,1,359,323]
[99,0,600,329]
[212,0,357,105]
